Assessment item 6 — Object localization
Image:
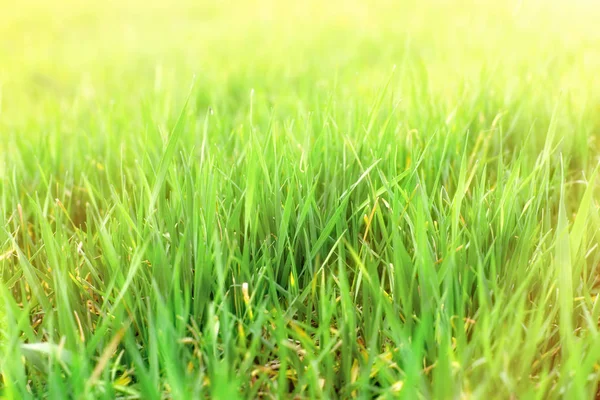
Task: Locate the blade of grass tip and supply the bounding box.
[200,106,211,166]
[556,156,573,358]
[148,77,196,214]
[364,65,396,138]
[276,188,295,265]
[452,132,469,243]
[540,93,562,166]
[570,162,599,259]
[5,231,51,311]
[108,239,151,313]
[338,159,381,201]
[244,152,257,234]
[308,160,380,261]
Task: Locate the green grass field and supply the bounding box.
[2,0,600,398]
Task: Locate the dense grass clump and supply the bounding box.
[2,0,600,398]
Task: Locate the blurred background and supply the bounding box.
[1,0,599,165]
[2,0,599,108]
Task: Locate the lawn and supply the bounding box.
[2,0,600,398]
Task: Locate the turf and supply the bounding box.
[2,0,600,398]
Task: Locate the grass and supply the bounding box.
[2,0,600,398]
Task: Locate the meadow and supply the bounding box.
[2,0,600,398]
